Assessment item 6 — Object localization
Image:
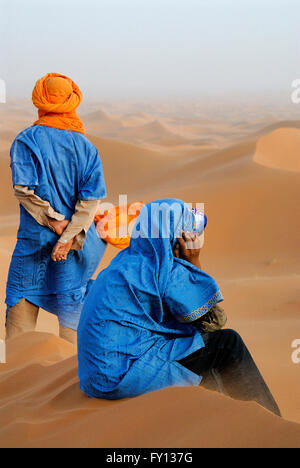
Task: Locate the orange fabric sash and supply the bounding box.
[32,73,85,134]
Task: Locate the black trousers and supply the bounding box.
[178,329,281,417]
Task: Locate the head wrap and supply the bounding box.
[32,73,85,134]
[128,199,222,322]
[95,202,145,250]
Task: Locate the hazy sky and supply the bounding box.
[1,0,300,100]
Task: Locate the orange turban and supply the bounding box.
[32,73,85,134]
[95,202,144,250]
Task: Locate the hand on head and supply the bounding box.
[173,231,202,269]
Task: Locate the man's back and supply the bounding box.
[11,125,103,220]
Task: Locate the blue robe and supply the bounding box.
[6,125,107,330]
[78,199,223,399]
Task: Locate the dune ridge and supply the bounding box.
[0,333,299,449]
[254,128,300,173]
[0,103,299,447]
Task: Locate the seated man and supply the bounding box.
[77,199,281,417]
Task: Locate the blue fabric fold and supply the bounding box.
[78,199,223,399]
[6,125,107,330]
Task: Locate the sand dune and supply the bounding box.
[0,106,299,447]
[82,106,252,148]
[0,107,34,138]
[254,128,300,173]
[84,109,124,136]
[117,120,188,146]
[0,333,299,449]
[83,109,119,124]
[121,112,157,128]
[221,275,300,423]
[86,117,188,147]
[88,135,185,201]
[165,159,300,280]
[255,120,300,137]
[0,152,18,216]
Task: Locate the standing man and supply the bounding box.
[5,73,107,345]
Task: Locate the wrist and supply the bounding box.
[190,258,201,269]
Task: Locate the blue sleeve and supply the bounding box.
[79,147,107,201]
[10,139,39,188]
[163,259,223,323]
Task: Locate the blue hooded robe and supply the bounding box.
[78,199,223,399]
[6,125,107,330]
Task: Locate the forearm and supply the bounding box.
[14,185,65,230]
[58,199,100,250]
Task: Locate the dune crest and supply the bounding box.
[0,103,300,447]
[254,128,300,173]
[0,332,299,448]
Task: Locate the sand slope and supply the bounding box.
[254,128,300,173]
[116,120,188,146]
[0,333,299,449]
[0,109,299,447]
[0,152,17,216]
[88,135,184,202]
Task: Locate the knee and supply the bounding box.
[223,329,241,339]
[221,329,245,349]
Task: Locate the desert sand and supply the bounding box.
[0,332,300,448]
[254,128,300,172]
[0,100,299,448]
